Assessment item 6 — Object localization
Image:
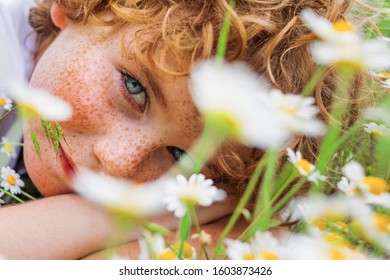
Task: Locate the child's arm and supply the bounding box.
[0,194,115,259]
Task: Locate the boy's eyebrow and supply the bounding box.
[141,68,168,109]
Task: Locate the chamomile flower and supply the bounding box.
[300,8,390,70]
[287,148,326,183]
[0,137,17,159]
[73,168,166,218]
[365,104,390,126]
[257,89,326,136]
[191,230,212,246]
[286,194,365,232]
[382,79,390,89]
[190,59,290,149]
[342,161,389,196]
[139,231,196,260]
[337,176,358,196]
[226,231,288,260]
[5,81,72,121]
[0,166,24,195]
[163,173,226,218]
[364,122,390,136]
[0,95,12,111]
[285,234,369,260]
[352,208,390,253]
[370,71,390,88]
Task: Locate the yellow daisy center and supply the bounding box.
[261,251,279,260]
[333,19,353,32]
[373,214,390,233]
[173,242,195,259]
[158,250,177,260]
[21,104,40,119]
[313,217,327,231]
[207,111,241,138]
[180,196,198,205]
[325,233,349,247]
[243,254,255,260]
[280,104,298,116]
[330,249,347,260]
[0,98,7,106]
[361,176,388,195]
[369,129,381,136]
[379,71,390,77]
[4,143,14,153]
[296,159,312,174]
[7,175,17,186]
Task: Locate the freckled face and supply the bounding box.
[25,23,203,196]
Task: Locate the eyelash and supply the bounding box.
[119,70,149,113]
[167,146,187,162]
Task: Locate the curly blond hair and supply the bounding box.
[29,0,373,206]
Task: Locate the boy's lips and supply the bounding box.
[58,144,77,179]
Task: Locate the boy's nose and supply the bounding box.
[92,131,168,181]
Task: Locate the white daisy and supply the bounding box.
[190,59,290,150]
[0,95,13,111]
[0,166,24,195]
[382,79,390,89]
[342,161,389,196]
[226,231,288,260]
[300,8,359,44]
[285,234,369,260]
[257,89,326,136]
[353,208,390,254]
[73,168,166,218]
[365,105,390,126]
[163,173,226,218]
[286,194,366,231]
[337,176,358,196]
[300,8,390,70]
[5,80,72,121]
[370,71,390,81]
[0,137,17,159]
[287,148,326,183]
[139,231,196,260]
[364,122,390,136]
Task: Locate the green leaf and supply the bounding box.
[40,118,49,138]
[53,127,59,154]
[31,131,40,156]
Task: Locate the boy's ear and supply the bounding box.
[50,2,69,29]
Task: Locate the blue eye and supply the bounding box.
[124,74,147,109]
[168,146,187,162]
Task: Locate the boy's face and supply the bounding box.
[24,23,204,196]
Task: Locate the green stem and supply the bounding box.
[216,0,236,63]
[20,190,36,200]
[254,150,278,216]
[301,66,326,97]
[239,177,307,241]
[0,187,25,203]
[0,105,20,122]
[189,206,210,260]
[194,118,211,174]
[317,70,355,173]
[269,172,298,206]
[212,156,267,258]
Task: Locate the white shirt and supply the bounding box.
[0,0,36,167]
[0,0,36,86]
